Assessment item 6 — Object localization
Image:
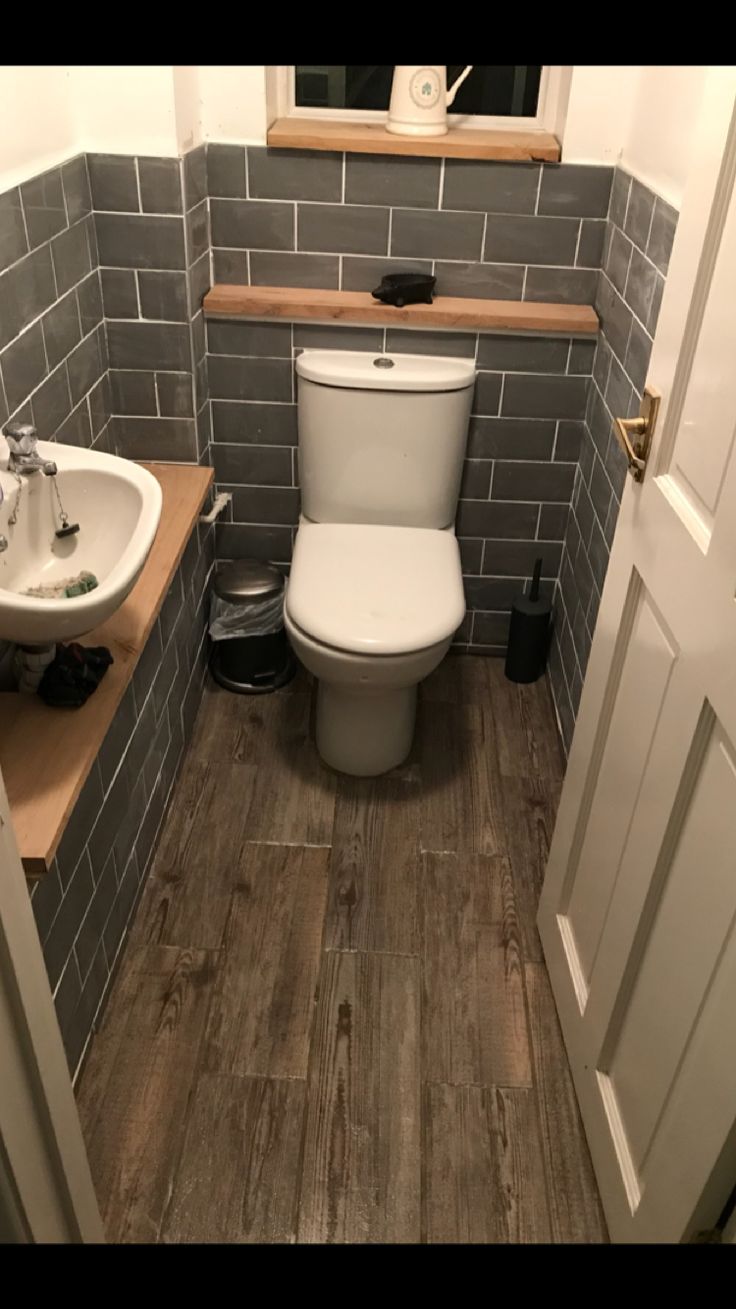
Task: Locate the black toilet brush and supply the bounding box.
[504,557,552,684]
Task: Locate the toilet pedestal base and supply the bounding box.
[316,682,417,776]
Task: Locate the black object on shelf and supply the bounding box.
[371,272,437,308]
[504,558,552,684]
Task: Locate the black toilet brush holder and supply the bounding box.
[504,558,552,684]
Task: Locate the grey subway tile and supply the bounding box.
[248,146,342,202]
[481,538,562,577]
[555,420,584,461]
[293,323,384,352]
[538,164,613,218]
[624,177,655,252]
[0,187,28,272]
[647,269,666,335]
[434,261,524,300]
[95,213,185,270]
[345,153,441,208]
[61,156,92,224]
[473,372,503,416]
[484,214,579,267]
[465,576,528,611]
[88,154,139,212]
[595,276,633,362]
[229,485,300,524]
[298,202,389,256]
[568,339,596,374]
[442,160,540,214]
[138,157,183,215]
[577,219,606,268]
[183,145,207,209]
[41,288,82,369]
[609,168,631,228]
[212,443,293,486]
[67,330,104,406]
[186,200,209,264]
[110,369,158,416]
[75,851,117,981]
[468,417,556,461]
[107,320,192,371]
[249,251,339,289]
[207,144,247,199]
[55,766,104,887]
[20,168,67,248]
[115,415,197,462]
[341,255,432,293]
[0,321,47,413]
[207,319,292,358]
[211,400,297,446]
[647,197,677,275]
[188,252,210,313]
[524,267,598,305]
[473,612,511,647]
[605,225,633,296]
[101,268,138,319]
[212,247,248,285]
[624,246,660,330]
[606,354,635,423]
[216,521,293,562]
[57,398,92,447]
[156,372,194,418]
[138,269,189,322]
[385,328,476,358]
[491,460,575,503]
[391,208,484,262]
[31,365,72,438]
[476,334,569,373]
[51,220,92,294]
[460,459,492,498]
[456,499,539,539]
[538,503,570,540]
[624,315,653,395]
[502,373,588,421]
[208,355,292,402]
[0,245,56,350]
[77,271,103,335]
[459,538,483,572]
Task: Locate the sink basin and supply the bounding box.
[0,440,162,645]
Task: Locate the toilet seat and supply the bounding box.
[285,522,465,656]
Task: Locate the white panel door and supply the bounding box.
[538,68,736,1243]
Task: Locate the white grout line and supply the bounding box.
[438,157,446,208]
[573,218,582,267]
[134,159,143,214]
[534,165,543,216]
[341,152,346,203]
[244,146,250,201]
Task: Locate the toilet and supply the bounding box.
[284,348,476,776]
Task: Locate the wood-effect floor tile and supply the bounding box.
[233,693,337,846]
[419,700,502,855]
[162,1074,306,1243]
[421,853,530,1087]
[131,757,257,950]
[324,768,421,955]
[525,962,608,1243]
[298,949,421,1243]
[499,779,557,965]
[76,943,219,1244]
[203,843,329,1079]
[421,654,493,705]
[423,1083,552,1243]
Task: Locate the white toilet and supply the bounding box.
[284,348,476,776]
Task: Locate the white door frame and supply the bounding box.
[0,766,103,1243]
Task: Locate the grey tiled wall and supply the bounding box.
[207,145,610,305]
[549,167,678,750]
[29,517,215,1079]
[0,155,111,454]
[208,316,596,653]
[91,148,211,464]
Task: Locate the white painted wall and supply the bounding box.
[563,65,707,207]
[0,66,78,193]
[197,66,268,145]
[69,65,179,157]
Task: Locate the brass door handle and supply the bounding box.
[613,385,661,483]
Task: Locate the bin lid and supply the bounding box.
[214,560,285,603]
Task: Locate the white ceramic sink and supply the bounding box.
[0,439,162,645]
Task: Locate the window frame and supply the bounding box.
[269,65,567,134]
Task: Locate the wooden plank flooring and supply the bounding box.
[76,657,607,1244]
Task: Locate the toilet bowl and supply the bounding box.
[290,348,476,776]
[284,521,465,775]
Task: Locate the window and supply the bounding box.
[294,65,543,119]
[266,65,566,134]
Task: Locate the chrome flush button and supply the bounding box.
[373,357,395,368]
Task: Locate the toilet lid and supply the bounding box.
[285,523,465,656]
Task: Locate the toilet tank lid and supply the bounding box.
[295,349,476,392]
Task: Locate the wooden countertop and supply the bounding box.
[0,462,213,877]
[267,117,561,163]
[203,286,600,337]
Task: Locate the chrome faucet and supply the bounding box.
[3,423,57,476]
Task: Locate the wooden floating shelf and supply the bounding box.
[0,463,213,877]
[267,117,561,163]
[204,285,599,337]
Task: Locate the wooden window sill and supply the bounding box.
[0,463,213,878]
[267,118,561,162]
[204,285,599,337]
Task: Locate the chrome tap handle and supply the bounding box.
[4,422,38,456]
